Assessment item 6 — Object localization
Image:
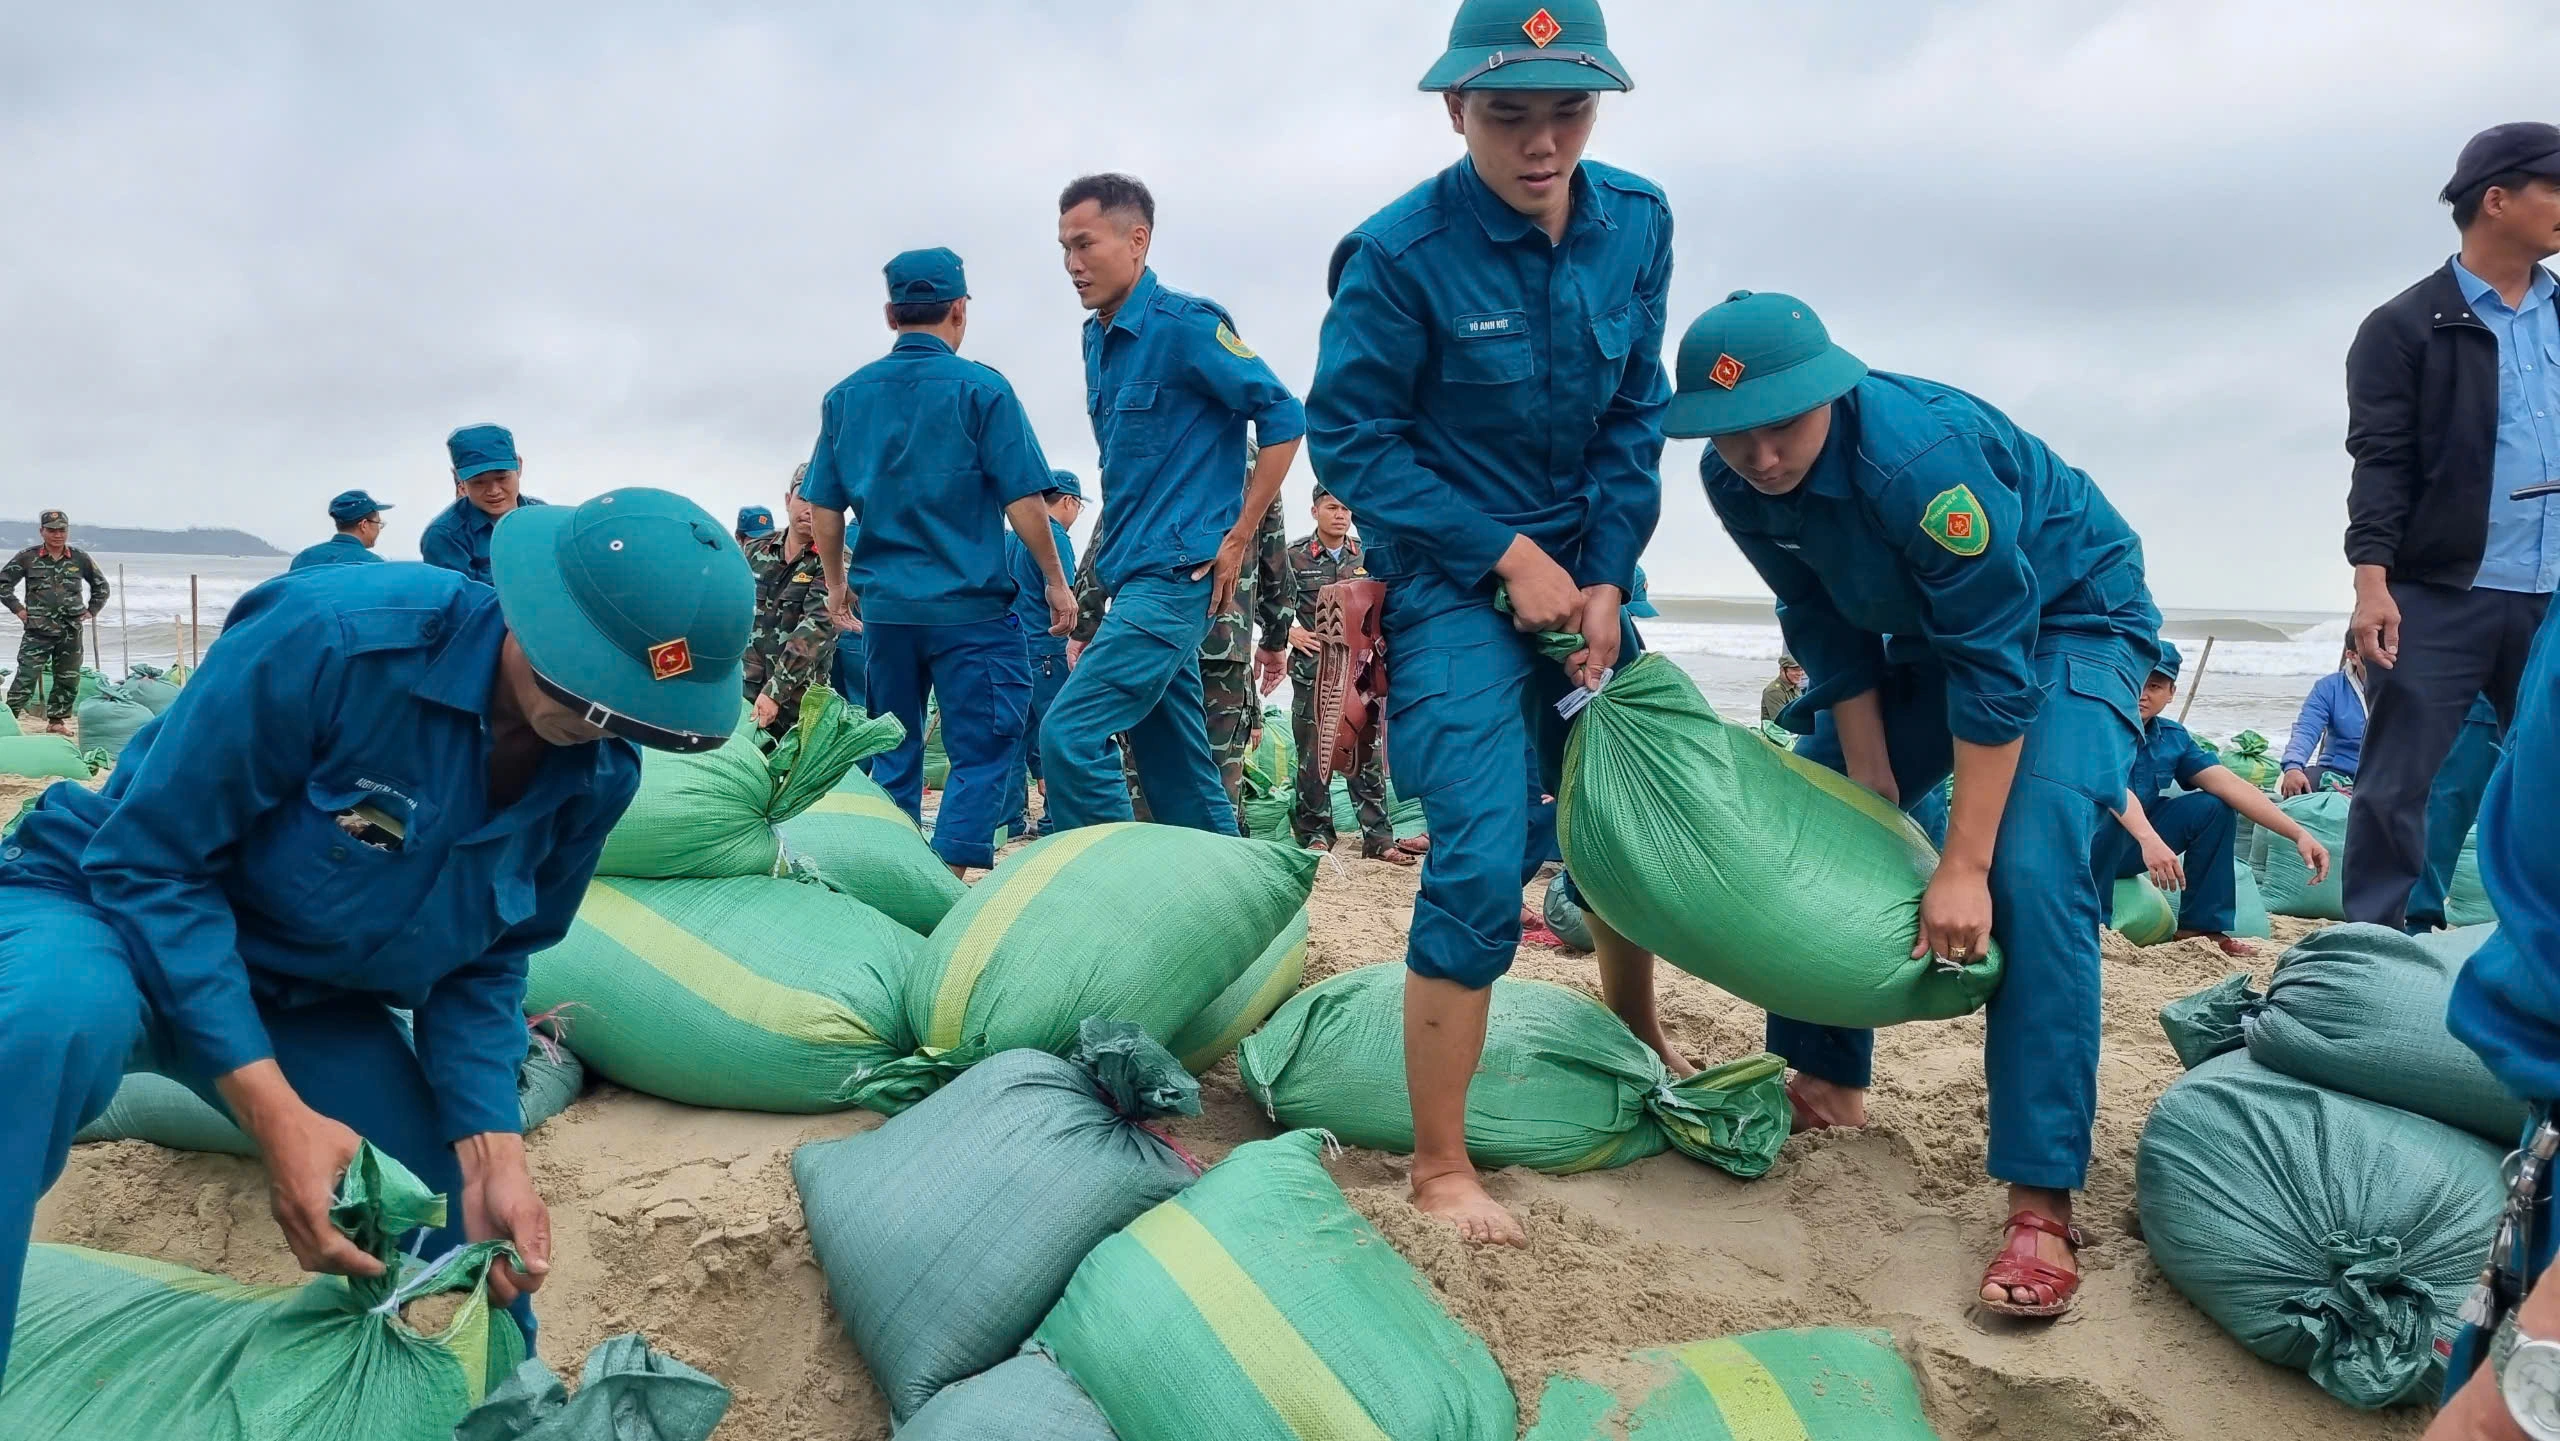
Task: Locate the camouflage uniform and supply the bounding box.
[1285,532,1393,850]
[2,540,108,722]
[1197,495,1293,832]
[742,534,835,737]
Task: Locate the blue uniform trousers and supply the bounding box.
[1039,573,1234,835]
[2408,705,2502,928]
[0,882,535,1374]
[831,628,867,712]
[999,650,1071,836]
[2090,791,2239,934]
[1770,639,2143,1192]
[864,619,1031,871]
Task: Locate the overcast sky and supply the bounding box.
[4,1,2552,610]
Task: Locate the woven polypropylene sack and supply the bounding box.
[1170,909,1308,1074]
[923,697,950,790]
[597,692,900,880]
[792,1023,1200,1421]
[900,1355,1117,1441]
[1035,1130,1516,1441]
[1543,879,1595,952]
[875,824,1317,1104]
[2262,792,2351,920]
[2136,1052,2503,1409]
[524,875,919,1113]
[74,689,152,761]
[2233,861,2273,939]
[2219,731,2284,790]
[2111,875,2178,946]
[1241,715,1295,842]
[1236,964,1788,1177]
[2444,830,2496,927]
[0,1144,527,1439]
[777,764,966,935]
[454,1335,730,1441]
[0,734,94,780]
[1330,776,1427,843]
[118,665,182,714]
[1558,654,2000,1028]
[1524,1328,1940,1440]
[2243,923,2524,1142]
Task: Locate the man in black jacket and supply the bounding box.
[2342,122,2560,929]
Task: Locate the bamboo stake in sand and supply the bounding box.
[118,564,128,675]
[2177,636,2218,726]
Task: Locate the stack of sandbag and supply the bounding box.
[116,663,182,713]
[776,763,967,935]
[73,683,154,761]
[1558,653,2001,1028]
[2110,875,2179,947]
[1236,964,1789,1177]
[0,733,98,781]
[2255,791,2351,921]
[453,1335,731,1441]
[1033,1130,1518,1440]
[2141,924,2513,1409]
[1525,1328,1941,1440]
[793,1021,1200,1424]
[596,689,900,880]
[2217,730,2283,790]
[1169,909,1307,1074]
[0,1144,527,1439]
[899,1355,1116,1441]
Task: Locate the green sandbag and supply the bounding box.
[118,664,182,714]
[1241,713,1296,842]
[1543,878,1595,952]
[1329,775,1427,843]
[73,688,152,761]
[777,764,966,935]
[1524,1328,1941,1440]
[2157,972,2256,1070]
[2110,874,2179,946]
[0,733,95,780]
[2262,791,2351,921]
[2219,730,2283,790]
[1170,909,1308,1074]
[1035,1130,1516,1441]
[876,824,1318,1104]
[524,875,920,1114]
[1559,653,2000,1029]
[29,666,105,711]
[1237,963,1791,1178]
[900,1355,1117,1441]
[2136,1052,2503,1410]
[793,1021,1200,1422]
[597,689,900,880]
[2445,829,2496,927]
[924,697,950,790]
[515,1021,587,1131]
[453,1335,730,1441]
[2242,924,2524,1143]
[0,1143,527,1439]
[2233,861,2272,939]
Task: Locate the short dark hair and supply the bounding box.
[1060,173,1155,228]
[336,518,371,534]
[889,300,955,328]
[1041,488,1071,504]
[2453,169,2541,229]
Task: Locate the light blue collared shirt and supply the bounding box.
[2451,258,2560,594]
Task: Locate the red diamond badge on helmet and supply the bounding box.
[1708,353,1746,390]
[648,638,693,681]
[1522,8,1562,47]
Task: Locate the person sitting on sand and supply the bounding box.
[2099,641,2332,958]
[2280,645,2367,795]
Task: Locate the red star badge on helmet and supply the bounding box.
[648,638,693,681]
[1522,8,1562,47]
[1708,354,1747,390]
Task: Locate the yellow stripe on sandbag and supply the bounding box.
[925,826,1119,1050]
[580,881,883,1049]
[57,1245,294,1305]
[1183,928,1308,1071]
[1675,1337,1813,1441]
[804,791,918,829]
[1127,1203,1393,1441]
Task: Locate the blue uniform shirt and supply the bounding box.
[289,533,381,571]
[1007,516,1077,656]
[421,496,547,586]
[2447,613,2560,1103]
[2451,259,2560,595]
[802,334,1056,625]
[1083,268,1306,592]
[1307,158,1672,598]
[1704,372,2158,745]
[2128,715,2218,808]
[4,564,640,1142]
[2280,668,2368,774]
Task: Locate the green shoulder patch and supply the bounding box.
[1215,322,1256,360]
[1920,485,1990,557]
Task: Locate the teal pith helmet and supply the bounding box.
[1421,0,1631,94]
[2154,640,2184,682]
[490,487,755,752]
[1663,291,1869,439]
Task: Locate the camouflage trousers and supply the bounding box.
[1290,685,1390,850]
[1120,657,1258,834]
[8,622,82,721]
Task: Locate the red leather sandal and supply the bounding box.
[1979,1209,2086,1319]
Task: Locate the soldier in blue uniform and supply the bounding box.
[1664,290,2160,1318]
[999,470,1086,839]
[289,490,395,570]
[1042,173,1305,835]
[1306,0,1669,1247]
[0,488,752,1382]
[422,424,546,585]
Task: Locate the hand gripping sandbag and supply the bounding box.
[2261,791,2351,921]
[901,1354,1117,1441]
[596,689,902,880]
[524,875,922,1114]
[1557,653,2000,1029]
[775,762,966,935]
[1524,1328,1941,1440]
[2135,1052,2504,1409]
[1169,909,1308,1075]
[452,1334,731,1441]
[793,1021,1202,1422]
[1238,964,1790,1177]
[1034,1130,1516,1441]
[2110,874,2179,947]
[869,824,1318,1106]
[0,1144,527,1439]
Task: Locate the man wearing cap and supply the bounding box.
[1044,173,1306,836]
[803,247,1075,875]
[735,504,776,549]
[423,424,546,586]
[741,469,836,744]
[1284,483,1402,859]
[1762,654,1806,724]
[998,471,1087,838]
[1662,289,2158,1318]
[0,488,751,1383]
[2342,122,2560,931]
[1,511,109,733]
[1304,0,1668,1246]
[290,491,396,571]
[2099,641,2331,958]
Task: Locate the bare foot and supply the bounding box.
[1787,1072,1870,1132]
[1637,1026,1697,1079]
[1411,1166,1527,1248]
[1981,1187,2080,1311]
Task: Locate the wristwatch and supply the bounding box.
[2499,1324,2560,1439]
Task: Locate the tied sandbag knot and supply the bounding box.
[2282,1232,2443,1409]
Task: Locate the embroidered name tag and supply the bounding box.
[1454,310,1529,340]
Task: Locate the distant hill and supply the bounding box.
[0,523,284,557]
